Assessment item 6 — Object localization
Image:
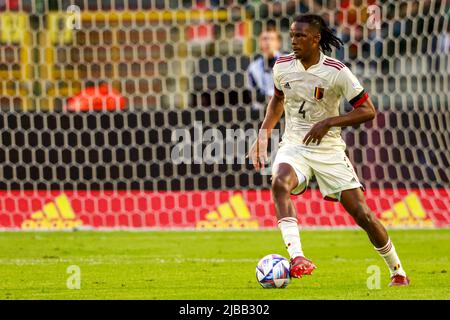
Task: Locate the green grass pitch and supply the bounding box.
[0,229,449,300]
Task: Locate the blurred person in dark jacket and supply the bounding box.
[247,28,282,110]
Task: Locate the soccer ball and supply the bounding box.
[256,254,291,288]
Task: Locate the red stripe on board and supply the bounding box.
[0,188,449,229]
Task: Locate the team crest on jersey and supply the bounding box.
[314,87,324,100]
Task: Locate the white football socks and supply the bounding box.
[278,217,304,259]
[375,238,406,277]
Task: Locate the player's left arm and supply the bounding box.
[303,97,375,145]
[303,66,375,146]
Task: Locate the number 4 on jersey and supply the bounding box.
[298,101,306,119]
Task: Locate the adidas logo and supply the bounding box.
[196,194,259,229]
[21,195,83,230]
[284,82,291,89]
[380,192,434,227]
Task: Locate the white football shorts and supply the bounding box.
[271,142,364,201]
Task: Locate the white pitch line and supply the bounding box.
[0,257,257,266]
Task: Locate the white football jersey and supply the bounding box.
[273,51,369,151]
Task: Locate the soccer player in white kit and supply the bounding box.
[249,15,410,286]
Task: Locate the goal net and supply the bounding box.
[0,0,448,230]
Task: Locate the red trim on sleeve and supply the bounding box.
[274,85,284,97]
[352,92,369,108]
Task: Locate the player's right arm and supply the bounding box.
[249,90,285,171]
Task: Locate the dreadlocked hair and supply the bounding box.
[294,14,343,53]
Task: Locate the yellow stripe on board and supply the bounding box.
[55,195,76,219]
[42,203,60,220]
[392,201,410,220]
[205,211,219,220]
[404,193,427,219]
[229,195,251,219]
[217,203,235,220]
[381,210,394,220]
[31,211,44,219]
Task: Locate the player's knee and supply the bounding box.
[353,205,377,228]
[271,175,292,197]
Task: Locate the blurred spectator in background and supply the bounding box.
[246,28,282,110]
[0,0,19,10]
[437,30,450,53]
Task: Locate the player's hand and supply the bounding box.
[248,137,268,172]
[303,119,332,145]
